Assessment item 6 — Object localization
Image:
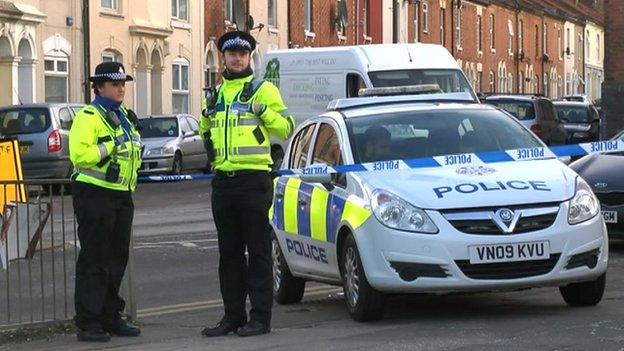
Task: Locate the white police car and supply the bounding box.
[270,88,608,322]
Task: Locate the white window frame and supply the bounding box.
[489,71,495,93]
[508,19,514,56]
[566,27,570,56]
[586,30,590,61]
[172,58,190,114]
[44,56,69,103]
[102,50,122,63]
[558,28,562,60]
[489,14,495,52]
[518,19,524,54]
[172,0,188,21]
[543,24,548,56]
[422,1,429,33]
[101,0,119,12]
[267,0,277,28]
[596,33,600,62]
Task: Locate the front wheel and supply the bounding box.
[272,232,306,304]
[340,234,385,322]
[559,273,606,306]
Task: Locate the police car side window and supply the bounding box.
[312,123,342,166]
[290,124,316,169]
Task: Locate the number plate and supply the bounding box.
[602,211,618,224]
[19,145,29,154]
[469,241,550,264]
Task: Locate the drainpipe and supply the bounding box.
[82,0,90,103]
[393,0,398,43]
[514,0,520,93]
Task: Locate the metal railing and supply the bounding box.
[0,179,136,330]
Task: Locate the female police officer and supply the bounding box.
[70,62,142,342]
[200,31,294,337]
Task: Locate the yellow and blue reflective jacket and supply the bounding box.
[199,74,294,172]
[69,104,142,192]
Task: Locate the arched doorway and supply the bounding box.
[150,50,163,115]
[18,39,35,103]
[135,47,149,116]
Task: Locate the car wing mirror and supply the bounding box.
[184,131,195,138]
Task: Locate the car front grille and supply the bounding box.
[455,254,561,280]
[595,192,624,207]
[443,203,560,235]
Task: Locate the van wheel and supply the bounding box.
[340,234,385,322]
[171,152,182,175]
[560,273,606,306]
[272,232,305,304]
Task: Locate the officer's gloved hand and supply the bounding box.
[252,102,267,117]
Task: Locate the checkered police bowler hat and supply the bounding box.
[218,31,256,53]
[89,62,134,82]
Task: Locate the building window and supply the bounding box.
[508,19,514,55]
[171,0,188,21]
[596,33,600,61]
[455,6,462,49]
[440,8,446,46]
[422,1,429,33]
[489,71,495,92]
[508,73,513,93]
[268,0,277,27]
[543,24,548,56]
[489,14,495,51]
[566,28,570,55]
[543,73,548,97]
[102,50,122,63]
[476,15,482,52]
[558,28,562,59]
[476,71,482,93]
[172,58,190,114]
[535,25,539,58]
[101,0,119,11]
[586,30,590,60]
[519,20,524,54]
[44,57,69,103]
[224,0,234,23]
[304,0,313,32]
[519,71,524,93]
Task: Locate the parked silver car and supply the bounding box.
[139,114,207,175]
[0,103,85,179]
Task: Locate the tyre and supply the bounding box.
[171,152,182,175]
[560,273,606,307]
[340,234,385,322]
[272,232,306,304]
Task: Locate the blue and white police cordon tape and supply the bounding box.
[138,138,624,183]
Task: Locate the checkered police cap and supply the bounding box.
[217,30,256,53]
[89,61,134,82]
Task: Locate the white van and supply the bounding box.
[258,43,478,164]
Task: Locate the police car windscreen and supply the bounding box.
[368,69,473,94]
[140,117,179,138]
[0,108,51,135]
[347,109,542,163]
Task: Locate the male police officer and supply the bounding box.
[70,62,142,342]
[200,31,294,337]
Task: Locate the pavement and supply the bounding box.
[2,181,624,350]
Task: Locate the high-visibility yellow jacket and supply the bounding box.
[69,105,142,192]
[199,75,294,172]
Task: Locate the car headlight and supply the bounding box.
[145,146,175,156]
[371,189,438,234]
[568,176,600,225]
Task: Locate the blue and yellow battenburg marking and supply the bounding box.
[270,177,371,243]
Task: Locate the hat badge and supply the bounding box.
[119,67,124,74]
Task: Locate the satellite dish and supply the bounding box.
[232,0,248,31]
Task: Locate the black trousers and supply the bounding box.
[211,171,274,325]
[72,181,134,330]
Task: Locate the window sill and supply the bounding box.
[490,48,496,54]
[477,50,483,58]
[224,20,237,31]
[268,27,279,35]
[457,46,463,52]
[171,19,191,30]
[100,10,124,19]
[363,35,372,44]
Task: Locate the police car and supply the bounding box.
[270,87,608,322]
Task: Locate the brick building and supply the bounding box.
[602,0,624,138]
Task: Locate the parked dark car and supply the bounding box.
[0,103,85,179]
[553,101,600,143]
[570,130,624,238]
[484,94,568,145]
